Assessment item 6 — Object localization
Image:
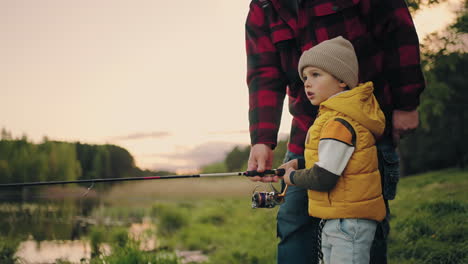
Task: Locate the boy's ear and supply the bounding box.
[338,81,347,88]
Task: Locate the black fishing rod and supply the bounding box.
[0,169,285,188]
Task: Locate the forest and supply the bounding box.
[0,130,172,185]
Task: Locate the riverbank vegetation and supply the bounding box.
[4,168,462,264]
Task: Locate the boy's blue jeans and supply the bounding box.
[277,138,398,264]
[322,219,377,264]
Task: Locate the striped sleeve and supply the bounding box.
[316,118,356,175]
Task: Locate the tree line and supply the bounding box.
[0,131,172,185]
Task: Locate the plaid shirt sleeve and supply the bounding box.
[245,1,288,148]
[362,0,426,111]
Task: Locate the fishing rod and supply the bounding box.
[0,169,285,188]
[0,168,287,209]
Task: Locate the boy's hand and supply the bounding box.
[283,167,296,186]
[279,159,299,170]
[249,159,299,183]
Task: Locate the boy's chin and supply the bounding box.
[309,100,319,106]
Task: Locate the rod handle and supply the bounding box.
[244,168,285,177]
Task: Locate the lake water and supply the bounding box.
[0,183,213,264]
[0,186,144,263]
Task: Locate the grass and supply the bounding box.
[387,169,468,264]
[0,237,20,264]
[86,225,180,264]
[151,198,279,264]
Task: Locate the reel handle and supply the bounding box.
[244,168,285,177]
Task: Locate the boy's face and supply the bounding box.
[302,66,347,105]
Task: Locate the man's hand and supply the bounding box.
[247,144,275,182]
[392,109,419,145]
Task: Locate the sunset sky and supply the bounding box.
[0,0,462,172]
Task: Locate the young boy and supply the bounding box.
[279,36,386,263]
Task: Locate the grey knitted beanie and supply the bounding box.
[298,36,359,89]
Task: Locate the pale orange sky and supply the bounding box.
[0,0,461,172]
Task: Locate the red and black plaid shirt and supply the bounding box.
[245,0,425,154]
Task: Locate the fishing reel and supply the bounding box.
[251,183,288,209]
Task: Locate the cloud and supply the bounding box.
[111,131,171,141]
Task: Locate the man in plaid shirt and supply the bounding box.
[245,0,425,263]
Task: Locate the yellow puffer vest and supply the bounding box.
[305,82,386,221]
